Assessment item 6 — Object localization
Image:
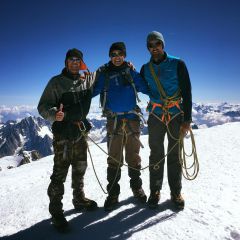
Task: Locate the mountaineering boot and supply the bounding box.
[170,192,185,210]
[73,193,98,211]
[147,190,160,209]
[51,212,70,233]
[104,195,119,211]
[132,188,147,203]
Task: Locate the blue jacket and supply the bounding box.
[141,53,192,122]
[93,61,149,119]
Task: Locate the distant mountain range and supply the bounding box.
[0,102,239,161]
[0,105,38,123]
[191,102,240,128]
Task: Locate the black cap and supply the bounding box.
[65,48,83,61]
[109,42,126,57]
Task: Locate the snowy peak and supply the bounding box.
[0,116,52,158]
[0,123,240,239]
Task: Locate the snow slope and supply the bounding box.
[0,155,23,170]
[0,123,240,240]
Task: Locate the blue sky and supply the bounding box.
[0,0,240,106]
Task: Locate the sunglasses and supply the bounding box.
[148,41,162,48]
[68,57,81,63]
[110,52,124,58]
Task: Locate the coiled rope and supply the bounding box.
[78,115,199,194]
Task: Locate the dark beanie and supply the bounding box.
[65,48,83,61]
[109,42,126,57]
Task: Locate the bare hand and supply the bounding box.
[180,122,191,136]
[127,61,136,71]
[55,103,64,121]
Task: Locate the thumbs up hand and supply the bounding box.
[55,103,64,121]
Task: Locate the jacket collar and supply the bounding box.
[61,67,80,80]
[107,61,129,72]
[150,51,167,65]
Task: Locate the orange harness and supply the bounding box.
[147,61,183,124]
[149,100,182,124]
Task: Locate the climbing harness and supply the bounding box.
[77,119,134,194]
[99,65,141,117]
[147,61,199,180]
[148,62,183,124]
[78,62,198,194]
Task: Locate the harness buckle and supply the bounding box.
[77,121,86,132]
[153,164,160,170]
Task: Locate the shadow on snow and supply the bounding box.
[1,198,180,240]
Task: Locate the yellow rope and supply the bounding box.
[147,61,199,179]
[179,129,199,180]
[82,120,128,194]
[150,112,199,180]
[80,113,199,194]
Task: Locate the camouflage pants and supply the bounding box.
[48,135,87,215]
[106,118,143,196]
[148,114,182,195]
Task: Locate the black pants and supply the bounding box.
[148,114,182,194]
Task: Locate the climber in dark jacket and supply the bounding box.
[38,48,97,232]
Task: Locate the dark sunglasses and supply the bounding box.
[148,41,162,48]
[110,52,124,58]
[68,57,81,63]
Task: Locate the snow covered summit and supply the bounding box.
[0,122,239,239]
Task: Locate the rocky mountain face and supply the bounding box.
[0,116,52,158]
